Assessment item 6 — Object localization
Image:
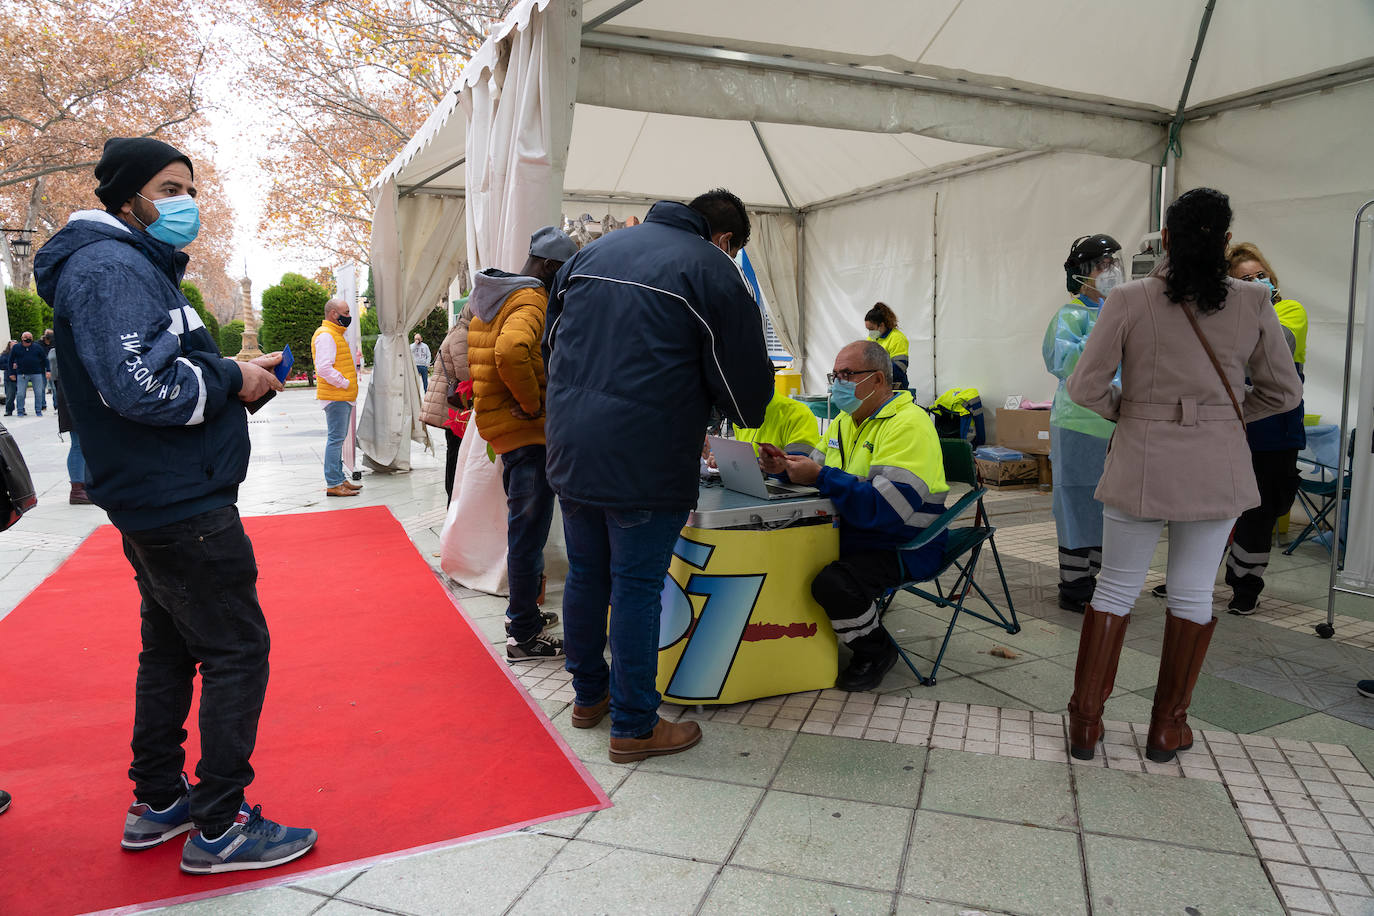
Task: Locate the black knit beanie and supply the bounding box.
[94,138,194,211]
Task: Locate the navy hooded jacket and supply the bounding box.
[34,210,247,530]
[543,201,773,511]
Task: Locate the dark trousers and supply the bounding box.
[1226,448,1301,610]
[1058,545,1102,604]
[121,505,270,829]
[501,444,556,643]
[444,427,462,499]
[812,550,908,658]
[3,375,14,414]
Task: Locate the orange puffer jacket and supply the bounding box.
[468,284,548,454]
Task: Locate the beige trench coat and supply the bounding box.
[1066,266,1302,521]
[420,305,473,429]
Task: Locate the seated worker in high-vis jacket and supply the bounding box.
[760,340,948,691]
[728,387,824,463]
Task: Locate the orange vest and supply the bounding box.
[312,320,358,401]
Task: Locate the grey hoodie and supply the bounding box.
[470,268,543,322]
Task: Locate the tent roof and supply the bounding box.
[376,0,1374,209]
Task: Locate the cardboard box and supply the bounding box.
[975,457,1039,489]
[996,408,1051,456]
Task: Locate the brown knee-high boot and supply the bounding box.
[1067,605,1130,760]
[1146,610,1217,763]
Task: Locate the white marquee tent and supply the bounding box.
[360,0,1374,472]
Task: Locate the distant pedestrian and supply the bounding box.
[313,297,362,497]
[8,332,49,416]
[2,340,15,415]
[41,329,56,401]
[48,346,92,504]
[420,302,473,500]
[411,332,431,389]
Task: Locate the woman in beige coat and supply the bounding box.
[421,302,473,499]
[1064,188,1303,763]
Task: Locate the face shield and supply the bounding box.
[1074,253,1124,297]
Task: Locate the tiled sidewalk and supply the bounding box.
[2,388,1373,914]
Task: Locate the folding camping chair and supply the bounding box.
[873,438,1020,686]
[1284,425,1352,558]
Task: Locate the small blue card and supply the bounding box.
[274,344,294,383]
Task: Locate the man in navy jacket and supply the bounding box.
[34,137,315,875]
[544,189,772,763]
[7,331,50,416]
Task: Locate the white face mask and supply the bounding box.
[867,330,881,340]
[1094,265,1124,297]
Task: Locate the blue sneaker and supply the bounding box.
[121,774,193,850]
[180,803,317,874]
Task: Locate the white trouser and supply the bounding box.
[1093,507,1235,624]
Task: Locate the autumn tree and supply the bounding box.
[223,1,512,265]
[0,0,219,287]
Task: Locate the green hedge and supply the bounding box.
[5,287,51,339]
[220,320,244,357]
[260,273,329,376]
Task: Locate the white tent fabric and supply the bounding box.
[370,0,1374,453]
[748,213,802,369]
[357,181,465,469]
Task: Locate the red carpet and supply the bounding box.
[0,506,607,916]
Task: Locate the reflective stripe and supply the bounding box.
[174,357,206,426]
[873,476,921,526]
[870,464,933,503]
[1059,552,1094,569]
[1226,553,1268,577]
[1060,567,1095,582]
[1229,544,1270,565]
[787,441,825,463]
[831,603,881,642]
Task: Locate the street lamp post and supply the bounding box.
[4,228,35,288]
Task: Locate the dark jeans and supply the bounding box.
[1226,448,1302,609]
[121,505,270,829]
[444,427,462,500]
[560,499,688,738]
[501,444,556,643]
[3,375,14,414]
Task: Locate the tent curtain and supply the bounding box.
[358,181,466,470]
[749,212,803,372]
[462,0,580,272]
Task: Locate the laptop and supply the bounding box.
[709,436,819,500]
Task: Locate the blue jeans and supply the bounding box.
[122,506,270,829]
[560,499,689,738]
[501,445,556,643]
[416,365,429,389]
[67,427,86,483]
[15,373,45,414]
[323,400,352,486]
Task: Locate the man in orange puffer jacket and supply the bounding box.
[468,226,578,661]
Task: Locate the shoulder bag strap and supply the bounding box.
[1179,303,1245,425]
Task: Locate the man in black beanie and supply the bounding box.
[33,137,317,875]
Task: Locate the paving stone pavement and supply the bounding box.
[3,385,1373,915]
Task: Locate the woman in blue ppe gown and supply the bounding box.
[1042,234,1124,612]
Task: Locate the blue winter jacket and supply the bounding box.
[34,210,246,530]
[8,341,47,376]
[543,201,774,511]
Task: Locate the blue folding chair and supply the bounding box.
[874,438,1020,686]
[1284,425,1352,558]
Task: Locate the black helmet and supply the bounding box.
[1064,234,1121,293]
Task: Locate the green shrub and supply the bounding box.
[5,287,49,339]
[411,304,449,361]
[360,305,380,366]
[179,281,220,341]
[260,273,329,378]
[220,320,244,357]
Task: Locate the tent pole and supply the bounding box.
[796,211,807,386]
[931,191,939,399]
[1158,0,1216,210]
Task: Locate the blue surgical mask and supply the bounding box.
[830,379,865,414]
[1257,277,1277,300]
[138,193,200,249]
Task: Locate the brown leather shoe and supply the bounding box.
[572,695,610,729]
[1067,604,1130,760]
[1146,611,1217,763]
[69,482,93,505]
[609,719,702,764]
[341,479,363,490]
[326,484,359,497]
